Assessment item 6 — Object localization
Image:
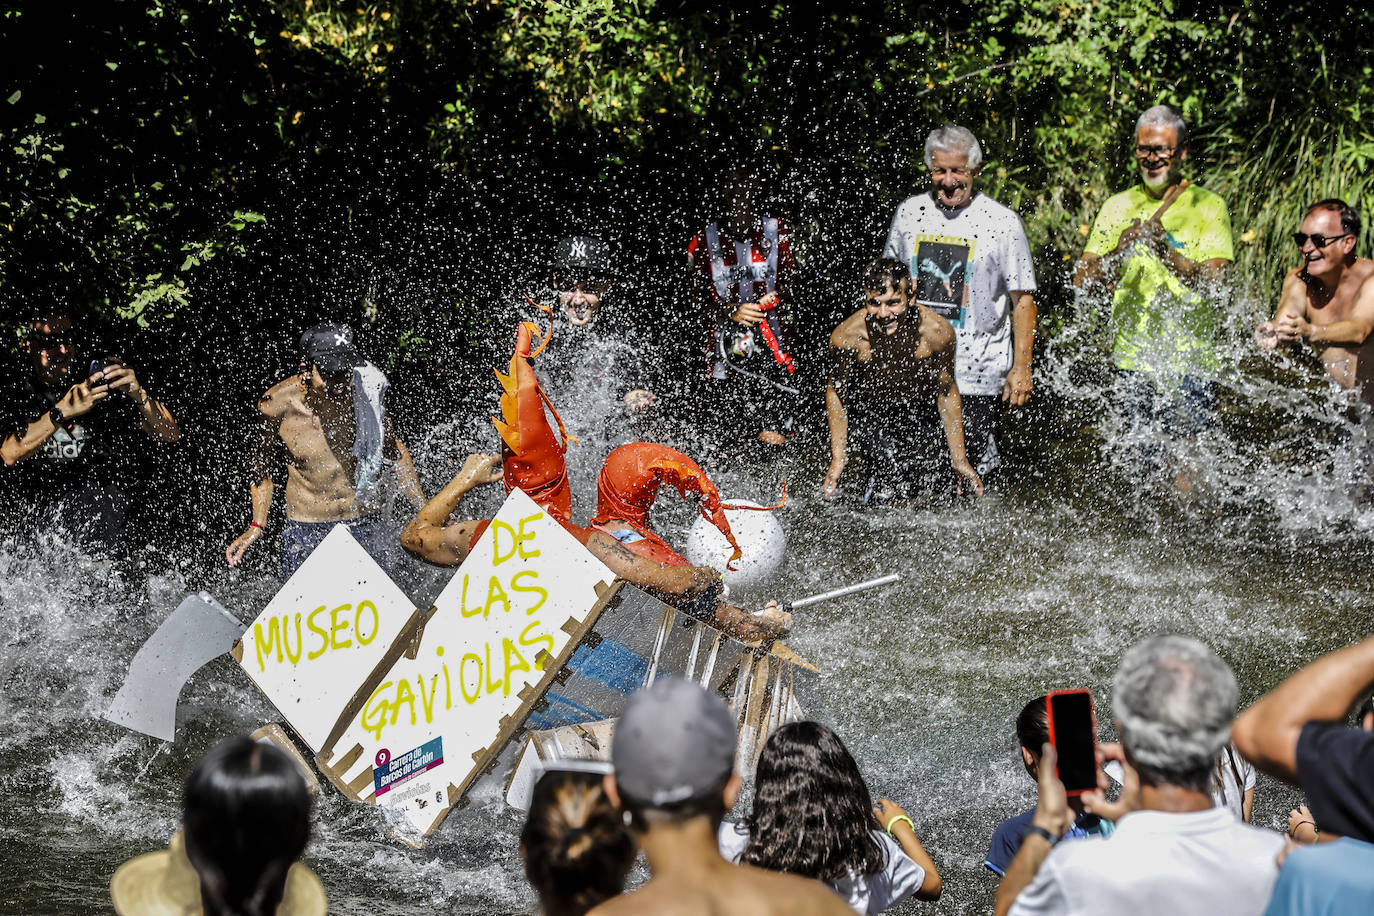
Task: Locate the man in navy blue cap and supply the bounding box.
[224,322,426,583]
[592,678,850,916]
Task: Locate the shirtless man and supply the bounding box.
[823,257,982,503]
[589,678,854,916]
[225,322,425,580]
[1257,199,1374,406]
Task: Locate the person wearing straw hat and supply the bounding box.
[110,735,325,916]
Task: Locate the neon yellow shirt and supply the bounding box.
[1084,183,1233,375]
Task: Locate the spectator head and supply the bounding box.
[1134,105,1189,190]
[112,736,321,916]
[739,721,885,883]
[1016,695,1050,777]
[552,236,614,327]
[1299,199,1360,274]
[924,125,982,209]
[862,257,913,340]
[21,308,78,385]
[299,321,365,386]
[183,736,314,916]
[607,677,740,832]
[1112,636,1237,793]
[520,768,634,916]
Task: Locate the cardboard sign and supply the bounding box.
[316,489,616,836]
[235,525,416,752]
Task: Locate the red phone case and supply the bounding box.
[1046,688,1098,797]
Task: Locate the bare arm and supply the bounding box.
[1,377,110,466]
[995,744,1076,916]
[933,334,982,495]
[1242,786,1254,824]
[400,454,501,566]
[1259,270,1309,349]
[823,380,848,494]
[873,799,941,900]
[583,531,787,642]
[822,335,855,496]
[100,364,178,442]
[1232,633,1374,783]
[1002,291,1037,406]
[225,410,278,565]
[1074,251,1111,289]
[391,437,426,509]
[1279,274,1374,347]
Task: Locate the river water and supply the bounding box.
[3,299,1372,914]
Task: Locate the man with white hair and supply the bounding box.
[994,635,1283,916]
[883,125,1037,482]
[1075,106,1233,440]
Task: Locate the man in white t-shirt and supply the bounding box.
[994,636,1283,916]
[883,125,1037,481]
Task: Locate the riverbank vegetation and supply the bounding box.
[2,2,1371,534]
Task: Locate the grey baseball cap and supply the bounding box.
[300,322,365,373]
[612,678,738,807]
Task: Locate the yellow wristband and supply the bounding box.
[885,813,914,838]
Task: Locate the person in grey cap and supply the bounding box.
[225,322,427,582]
[592,678,852,916]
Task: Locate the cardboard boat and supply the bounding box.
[219,488,817,844]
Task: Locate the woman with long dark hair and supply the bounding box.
[111,735,325,916]
[721,721,941,913]
[520,767,635,916]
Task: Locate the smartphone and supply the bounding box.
[1046,688,1099,795]
[89,357,120,386]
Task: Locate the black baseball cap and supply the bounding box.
[300,322,365,373]
[553,236,614,282]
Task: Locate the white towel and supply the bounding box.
[352,361,389,508]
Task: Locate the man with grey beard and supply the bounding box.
[822,257,982,504]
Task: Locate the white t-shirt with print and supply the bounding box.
[1007,807,1283,916]
[718,822,925,915]
[882,191,1037,396]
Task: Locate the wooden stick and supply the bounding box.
[1150,178,1191,223]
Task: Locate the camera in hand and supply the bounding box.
[89,357,122,387]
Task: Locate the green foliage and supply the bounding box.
[3,0,1373,337]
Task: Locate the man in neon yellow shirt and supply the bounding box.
[1076,106,1233,398]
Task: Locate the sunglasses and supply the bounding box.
[1135,145,1178,158]
[1293,232,1352,249]
[554,275,611,294]
[26,331,75,351]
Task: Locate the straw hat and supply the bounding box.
[110,832,327,916]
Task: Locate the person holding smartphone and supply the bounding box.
[994,636,1284,916]
[984,695,1115,877]
[1,309,179,547]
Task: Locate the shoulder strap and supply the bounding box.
[704,222,734,301]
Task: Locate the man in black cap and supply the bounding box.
[553,235,614,329]
[541,236,660,436]
[224,322,425,581]
[591,679,851,916]
[1,309,179,548]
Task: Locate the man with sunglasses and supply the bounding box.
[1,310,179,547]
[1257,199,1374,406]
[1075,106,1233,456]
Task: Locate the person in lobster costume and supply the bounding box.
[401,304,790,641]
